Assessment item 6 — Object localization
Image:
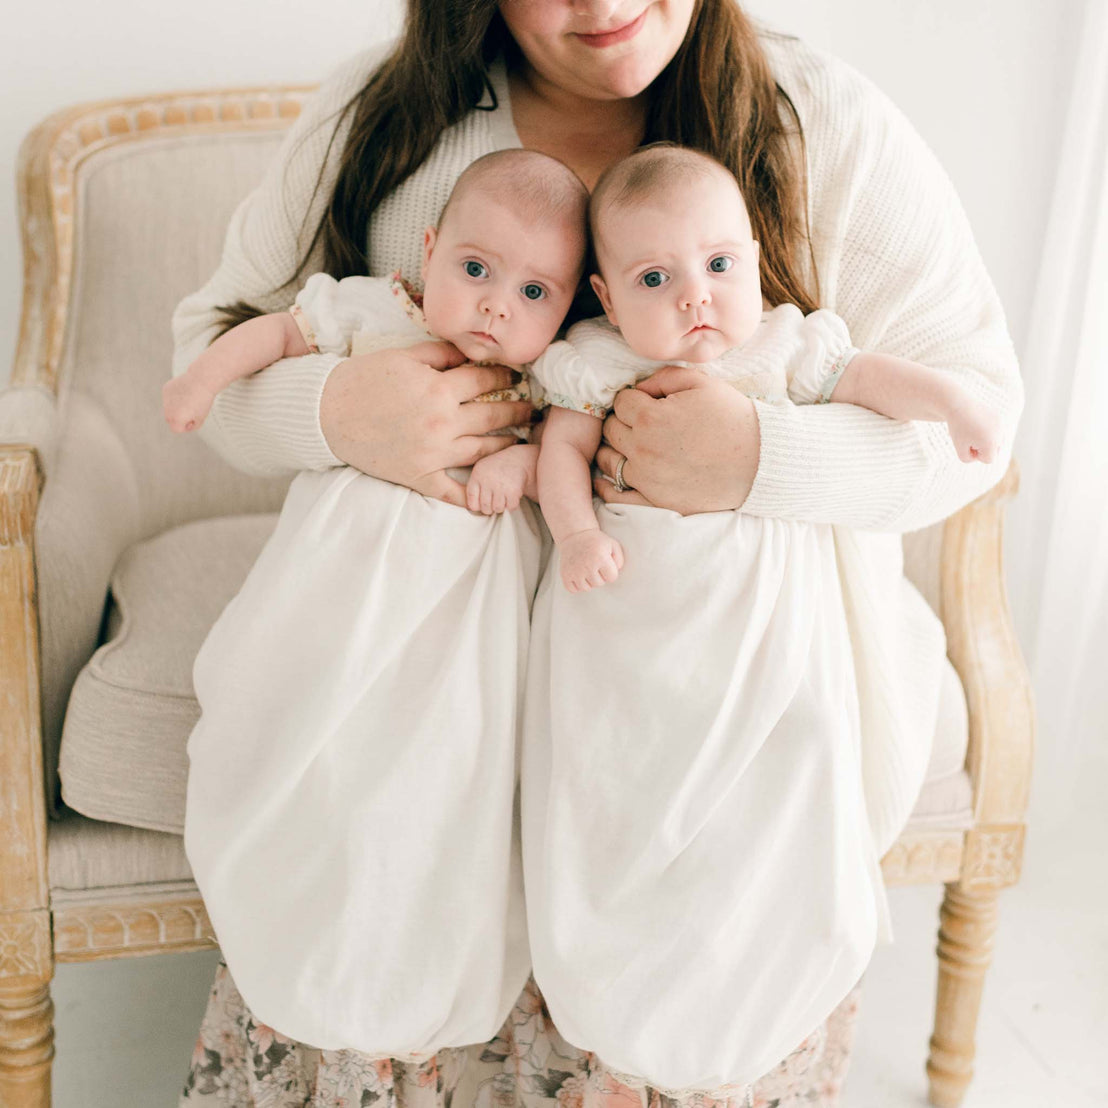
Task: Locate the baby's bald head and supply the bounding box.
[440,149,589,247]
[589,144,750,271]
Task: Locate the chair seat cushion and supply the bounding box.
[58,513,277,833]
[48,803,195,894]
[57,513,975,839]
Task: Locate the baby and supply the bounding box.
[164,148,588,513]
[531,143,1002,590]
[183,150,589,1060]
[519,145,1001,1095]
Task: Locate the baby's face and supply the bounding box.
[591,171,763,364]
[421,191,583,366]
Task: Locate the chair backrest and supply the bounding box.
[48,93,316,528]
[16,90,315,808]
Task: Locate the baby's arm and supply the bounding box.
[163,312,310,433]
[539,407,625,592]
[829,352,1003,463]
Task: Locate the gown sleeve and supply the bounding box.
[529,318,655,419]
[782,308,861,407]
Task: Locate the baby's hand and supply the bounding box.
[559,529,625,593]
[946,398,1003,463]
[163,374,216,433]
[466,443,537,514]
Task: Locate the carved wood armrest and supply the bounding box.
[0,448,49,916]
[940,459,1035,825]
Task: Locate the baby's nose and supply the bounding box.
[678,281,711,310]
[481,294,510,319]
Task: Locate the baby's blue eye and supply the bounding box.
[464,260,488,278]
[641,270,667,288]
[522,284,546,301]
[708,255,733,273]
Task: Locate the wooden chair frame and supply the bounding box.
[0,90,1035,1108]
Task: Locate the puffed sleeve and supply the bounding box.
[170,46,390,475]
[528,318,651,418]
[290,274,414,357]
[782,308,861,406]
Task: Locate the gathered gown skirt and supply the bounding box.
[185,465,542,1058]
[521,503,883,1092]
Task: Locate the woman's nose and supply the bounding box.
[573,0,623,22]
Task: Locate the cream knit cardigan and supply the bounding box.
[171,29,1024,855]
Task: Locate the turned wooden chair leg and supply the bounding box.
[0,972,55,1108]
[926,883,1000,1108]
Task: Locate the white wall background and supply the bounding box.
[3,2,1098,1106]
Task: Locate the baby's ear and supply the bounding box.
[590,274,618,326]
[420,227,437,281]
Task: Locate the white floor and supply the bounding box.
[51,762,1108,1108]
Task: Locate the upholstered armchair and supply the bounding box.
[0,89,1034,1108]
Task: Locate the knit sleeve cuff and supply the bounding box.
[741,398,934,529]
[201,352,344,475]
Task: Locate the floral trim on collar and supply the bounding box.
[389,271,427,329]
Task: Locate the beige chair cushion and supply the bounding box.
[48,805,194,894]
[57,512,974,845]
[58,513,278,833]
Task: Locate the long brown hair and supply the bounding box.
[219,0,818,330]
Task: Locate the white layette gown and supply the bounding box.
[185,273,540,1058]
[522,307,890,1093]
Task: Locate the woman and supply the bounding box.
[175,1,1023,1104]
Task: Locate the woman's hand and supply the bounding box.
[320,341,534,506]
[592,366,761,514]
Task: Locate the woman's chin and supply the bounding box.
[590,61,665,101]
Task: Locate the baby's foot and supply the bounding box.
[467,444,537,514]
[162,375,216,433]
[559,529,625,592]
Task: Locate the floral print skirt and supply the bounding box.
[181,964,861,1108]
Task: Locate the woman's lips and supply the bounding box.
[574,9,648,48]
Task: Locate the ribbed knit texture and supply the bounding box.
[171,31,1023,525]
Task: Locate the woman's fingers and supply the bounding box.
[405,340,469,370]
[449,434,517,468]
[600,415,633,457]
[592,473,652,507]
[460,399,534,435]
[449,363,519,400]
[411,470,469,508]
[610,386,652,426]
[633,364,710,398]
[595,444,630,486]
